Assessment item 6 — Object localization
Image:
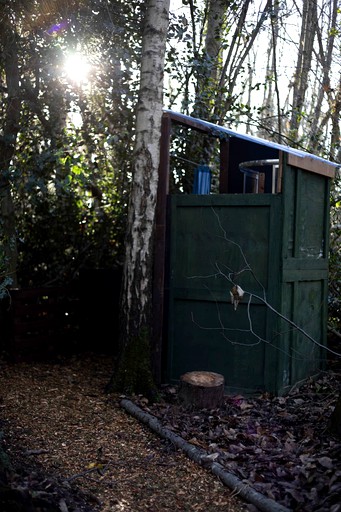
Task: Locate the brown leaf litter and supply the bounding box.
[0,353,247,512]
[135,369,341,511]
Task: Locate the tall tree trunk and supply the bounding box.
[180,0,228,183]
[214,0,272,123]
[270,0,282,143]
[0,19,20,288]
[193,0,226,122]
[112,0,170,396]
[330,78,341,162]
[258,1,282,143]
[289,0,317,141]
[308,0,338,153]
[179,0,272,193]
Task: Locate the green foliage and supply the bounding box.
[0,0,144,288]
[11,136,128,286]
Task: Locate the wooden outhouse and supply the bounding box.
[153,111,339,395]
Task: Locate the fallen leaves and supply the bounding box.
[135,371,341,511]
[1,351,340,511]
[0,354,247,512]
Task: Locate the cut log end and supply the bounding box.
[179,371,225,409]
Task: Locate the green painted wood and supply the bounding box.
[167,194,282,394]
[166,156,332,395]
[279,157,331,394]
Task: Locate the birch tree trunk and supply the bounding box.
[113,0,170,395]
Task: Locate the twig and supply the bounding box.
[64,456,176,484]
[64,465,108,483]
[25,449,49,456]
[189,207,341,358]
[59,499,69,512]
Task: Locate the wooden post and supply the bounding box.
[152,113,172,385]
[219,137,229,193]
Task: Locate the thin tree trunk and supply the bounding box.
[186,0,228,174]
[270,1,282,143]
[245,50,256,135]
[330,78,341,162]
[308,0,338,153]
[259,4,277,140]
[0,20,20,288]
[214,0,272,123]
[289,0,317,140]
[193,0,226,121]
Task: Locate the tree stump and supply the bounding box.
[179,371,225,409]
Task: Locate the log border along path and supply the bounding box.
[121,399,291,512]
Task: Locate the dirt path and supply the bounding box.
[0,353,247,512]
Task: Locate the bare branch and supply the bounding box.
[187,208,341,359]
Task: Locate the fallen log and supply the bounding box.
[120,399,291,512]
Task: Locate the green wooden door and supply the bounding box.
[166,194,282,394]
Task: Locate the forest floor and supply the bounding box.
[0,353,247,512]
[0,350,340,512]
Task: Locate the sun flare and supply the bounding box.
[64,52,91,84]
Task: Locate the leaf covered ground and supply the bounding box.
[134,368,341,511]
[0,351,340,512]
[0,353,247,512]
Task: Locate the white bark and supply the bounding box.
[122,0,170,339]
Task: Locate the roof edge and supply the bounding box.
[163,110,339,177]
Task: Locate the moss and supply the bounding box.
[113,327,158,400]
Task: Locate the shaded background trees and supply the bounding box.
[0,0,144,288]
